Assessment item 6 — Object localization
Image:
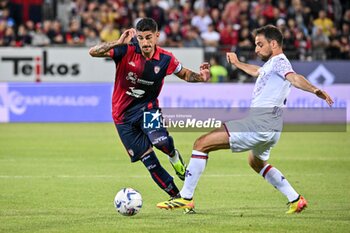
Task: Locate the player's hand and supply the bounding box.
[118,28,136,44]
[200,62,211,82]
[314,89,334,107]
[226,52,239,66]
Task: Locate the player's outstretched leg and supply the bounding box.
[248,152,308,214]
[149,130,186,180]
[157,126,230,211]
[141,151,180,197]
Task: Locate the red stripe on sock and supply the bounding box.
[152,172,167,188]
[262,165,273,178]
[191,155,208,160]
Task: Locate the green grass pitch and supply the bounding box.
[0,123,349,233]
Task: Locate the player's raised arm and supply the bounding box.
[89,28,136,57]
[286,72,334,107]
[175,62,211,82]
[226,52,260,78]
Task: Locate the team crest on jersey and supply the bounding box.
[128,149,134,157]
[154,66,160,74]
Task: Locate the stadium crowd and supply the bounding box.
[1,0,350,81]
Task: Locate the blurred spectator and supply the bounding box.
[254,0,275,24]
[236,26,254,59]
[201,23,220,55]
[31,23,50,46]
[340,22,350,38]
[313,10,334,36]
[48,20,65,44]
[222,0,241,25]
[25,20,36,38]
[99,3,117,25]
[312,26,330,60]
[209,55,228,82]
[283,29,298,59]
[294,29,311,60]
[16,24,32,46]
[287,0,309,35]
[84,27,100,47]
[339,35,350,59]
[100,23,120,42]
[0,20,6,45]
[276,18,286,32]
[0,8,15,27]
[342,9,350,26]
[65,19,85,46]
[327,27,342,59]
[191,7,212,33]
[165,21,183,47]
[2,26,16,46]
[220,23,239,52]
[180,1,193,24]
[183,26,202,47]
[146,0,166,29]
[210,8,223,30]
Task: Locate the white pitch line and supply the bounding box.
[0,173,324,179]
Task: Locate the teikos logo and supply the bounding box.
[1,50,80,81]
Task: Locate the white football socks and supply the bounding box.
[260,164,299,202]
[180,150,208,199]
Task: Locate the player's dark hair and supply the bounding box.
[136,18,158,32]
[254,25,283,46]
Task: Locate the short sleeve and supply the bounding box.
[110,44,128,63]
[273,57,294,79]
[166,55,182,75]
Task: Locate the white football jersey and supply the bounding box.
[251,53,294,108]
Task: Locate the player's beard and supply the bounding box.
[142,46,153,56]
[258,49,273,62]
[259,51,272,61]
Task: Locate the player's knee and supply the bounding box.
[193,135,210,153]
[152,135,175,155]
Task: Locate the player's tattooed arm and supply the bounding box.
[176,63,210,82]
[89,28,136,57]
[89,41,120,57]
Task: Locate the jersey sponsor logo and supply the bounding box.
[128,61,136,67]
[126,72,137,84]
[126,87,145,98]
[126,72,154,86]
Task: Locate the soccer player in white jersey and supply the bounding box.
[157,25,334,214]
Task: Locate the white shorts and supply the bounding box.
[224,118,281,161]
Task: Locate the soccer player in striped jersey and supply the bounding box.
[89,18,210,198]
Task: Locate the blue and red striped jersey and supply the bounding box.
[109,43,181,124]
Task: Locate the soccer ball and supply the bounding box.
[114,188,143,216]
